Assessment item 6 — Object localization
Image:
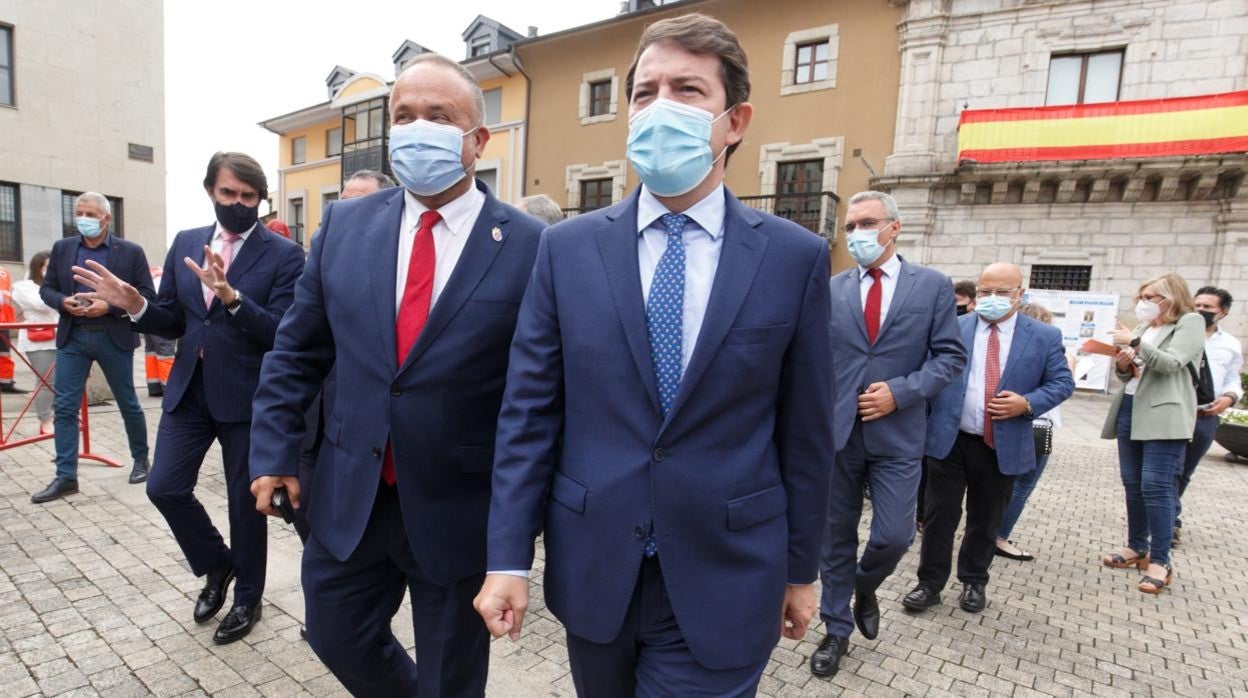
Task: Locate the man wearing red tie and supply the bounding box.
[247,54,544,696]
[904,263,1073,615]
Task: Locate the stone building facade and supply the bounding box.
[877,0,1248,336]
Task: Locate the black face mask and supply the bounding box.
[1200,310,1218,328]
[214,201,259,234]
[956,304,970,316]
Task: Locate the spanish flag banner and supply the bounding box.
[957,91,1248,164]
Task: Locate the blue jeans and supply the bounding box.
[1175,414,1219,529]
[53,328,149,479]
[1114,395,1186,566]
[996,453,1050,541]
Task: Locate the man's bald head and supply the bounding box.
[978,263,1023,289]
[391,54,486,128]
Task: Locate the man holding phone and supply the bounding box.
[34,192,155,503]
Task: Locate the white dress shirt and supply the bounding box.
[395,185,485,314]
[857,252,901,327]
[960,312,1018,435]
[131,222,255,321]
[637,184,726,373]
[1205,327,1245,407]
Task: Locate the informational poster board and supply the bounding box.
[1020,289,1121,392]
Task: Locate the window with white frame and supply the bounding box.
[579,69,619,125]
[780,25,839,96]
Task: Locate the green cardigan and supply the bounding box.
[1100,312,1206,441]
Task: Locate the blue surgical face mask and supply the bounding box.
[388,119,478,196]
[975,294,1014,322]
[76,216,103,239]
[627,98,731,197]
[846,224,893,267]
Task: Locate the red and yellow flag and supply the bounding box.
[957,91,1248,163]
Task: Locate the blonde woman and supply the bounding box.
[1100,273,1204,594]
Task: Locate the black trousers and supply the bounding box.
[917,431,1016,591]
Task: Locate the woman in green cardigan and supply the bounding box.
[1100,273,1204,594]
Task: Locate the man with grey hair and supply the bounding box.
[811,189,965,678]
[247,53,544,695]
[341,170,395,200]
[34,192,155,502]
[515,194,565,226]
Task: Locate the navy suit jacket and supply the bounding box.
[134,223,305,423]
[486,188,836,670]
[248,182,545,584]
[41,235,155,352]
[828,256,965,457]
[925,312,1075,475]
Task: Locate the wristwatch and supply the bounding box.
[224,290,244,312]
[1128,336,1141,349]
[1024,398,1034,419]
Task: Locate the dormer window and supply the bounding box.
[470,36,492,57]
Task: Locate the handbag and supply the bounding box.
[1032,417,1053,457]
[27,327,55,342]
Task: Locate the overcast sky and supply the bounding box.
[163,0,621,238]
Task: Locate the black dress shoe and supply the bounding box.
[128,458,149,484]
[853,588,880,640]
[959,583,986,613]
[31,478,78,504]
[193,567,236,623]
[902,586,941,612]
[213,604,261,645]
[0,383,29,394]
[809,633,848,678]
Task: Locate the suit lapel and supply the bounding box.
[959,316,976,394]
[181,227,216,319]
[369,189,406,370]
[661,193,767,428]
[875,257,916,341]
[998,314,1034,388]
[596,192,662,416]
[225,226,269,283]
[399,187,508,373]
[838,269,869,344]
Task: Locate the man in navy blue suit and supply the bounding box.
[903,262,1074,615]
[811,191,966,678]
[247,55,544,697]
[73,152,306,644]
[474,14,835,695]
[34,192,155,503]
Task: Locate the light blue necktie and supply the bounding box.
[647,213,688,418]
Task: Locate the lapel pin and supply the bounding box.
[491,227,503,242]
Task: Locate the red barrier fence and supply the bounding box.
[0,322,123,467]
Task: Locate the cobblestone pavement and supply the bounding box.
[3,360,1247,696]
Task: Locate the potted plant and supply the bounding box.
[1216,408,1248,463]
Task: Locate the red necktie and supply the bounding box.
[382,209,441,486]
[983,323,1001,448]
[864,268,884,344]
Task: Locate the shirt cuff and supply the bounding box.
[487,570,529,578]
[128,299,149,322]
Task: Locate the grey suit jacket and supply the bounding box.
[828,254,966,458]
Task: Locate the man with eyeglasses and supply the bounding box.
[903,262,1073,616]
[812,191,965,679]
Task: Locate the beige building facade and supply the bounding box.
[0,0,166,272]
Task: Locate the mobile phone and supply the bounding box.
[72,296,92,308]
[271,487,295,524]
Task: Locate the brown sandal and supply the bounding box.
[1138,564,1173,594]
[1102,550,1149,570]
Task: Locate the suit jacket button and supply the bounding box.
[390,386,401,397]
[634,526,645,538]
[653,448,666,462]
[204,319,211,326]
[372,447,382,458]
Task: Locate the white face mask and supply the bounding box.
[1134,299,1161,322]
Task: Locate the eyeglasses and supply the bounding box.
[975,287,1019,298]
[843,218,894,234]
[1139,293,1163,303]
